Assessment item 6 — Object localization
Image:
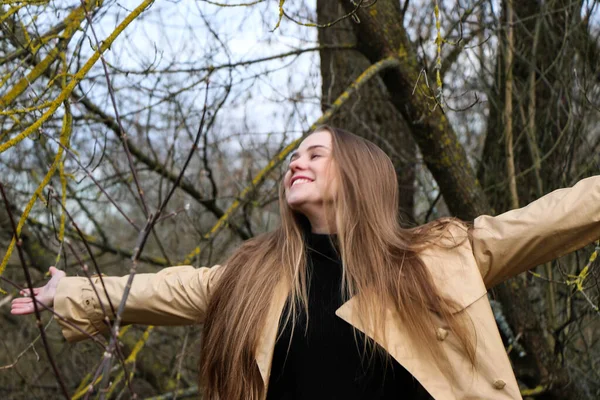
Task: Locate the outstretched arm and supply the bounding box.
[12,264,223,342]
[471,175,600,289]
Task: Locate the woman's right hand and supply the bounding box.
[10,266,66,315]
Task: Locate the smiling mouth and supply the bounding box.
[291,178,312,187]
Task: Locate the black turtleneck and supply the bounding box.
[266,233,432,400]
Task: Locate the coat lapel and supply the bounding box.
[255,278,289,389]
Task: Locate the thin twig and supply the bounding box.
[281,0,372,28]
[172,328,190,400]
[144,386,199,400]
[37,129,140,231]
[0,183,70,399]
[79,0,149,218]
[0,318,53,370]
[105,44,354,76]
[47,189,117,317]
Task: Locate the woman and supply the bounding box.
[11,126,600,399]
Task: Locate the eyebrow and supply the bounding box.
[289,145,330,161]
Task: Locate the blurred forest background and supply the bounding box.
[1,0,600,399]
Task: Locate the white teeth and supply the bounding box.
[292,178,312,186]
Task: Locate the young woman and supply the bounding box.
[11,126,600,399]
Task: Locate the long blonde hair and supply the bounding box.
[200,126,475,399]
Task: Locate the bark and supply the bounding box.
[503,0,519,210]
[317,0,416,223]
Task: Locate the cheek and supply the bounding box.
[283,171,292,188]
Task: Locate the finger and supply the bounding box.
[11,302,31,310]
[11,304,34,315]
[20,287,42,296]
[11,297,34,304]
[22,288,41,295]
[11,300,33,310]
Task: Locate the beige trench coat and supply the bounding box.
[54,176,600,399]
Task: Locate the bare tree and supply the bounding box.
[0,0,599,398]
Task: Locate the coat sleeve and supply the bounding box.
[53,264,223,342]
[471,175,600,289]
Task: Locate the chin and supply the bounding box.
[286,196,310,212]
[286,199,303,210]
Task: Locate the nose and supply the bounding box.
[288,155,307,172]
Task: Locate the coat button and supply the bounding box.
[436,327,448,341]
[492,379,506,389]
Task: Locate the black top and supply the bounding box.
[266,233,432,400]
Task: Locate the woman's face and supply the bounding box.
[284,130,337,215]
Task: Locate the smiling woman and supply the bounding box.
[11,126,600,400]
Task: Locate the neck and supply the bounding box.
[311,225,335,234]
[306,213,336,234]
